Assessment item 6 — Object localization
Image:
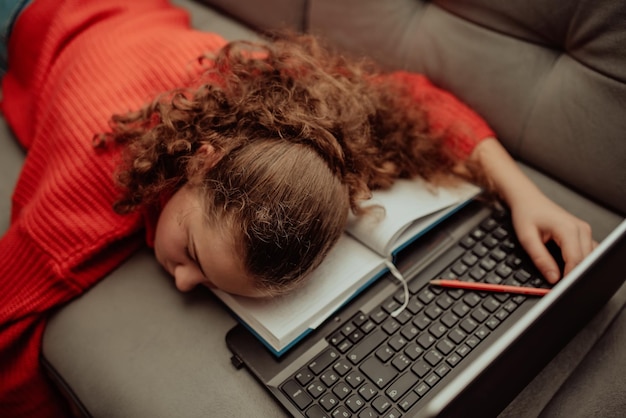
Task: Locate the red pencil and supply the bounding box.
[429,279,550,296]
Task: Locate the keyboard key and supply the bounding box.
[436,339,455,356]
[482,296,501,313]
[328,331,343,346]
[309,349,339,375]
[471,307,489,323]
[282,379,313,410]
[496,264,513,278]
[370,309,388,324]
[352,312,368,326]
[386,371,419,401]
[406,298,424,314]
[347,329,386,364]
[472,244,489,257]
[411,359,431,378]
[382,408,402,418]
[345,371,366,388]
[360,357,397,388]
[332,381,351,399]
[490,248,507,262]
[319,393,339,411]
[372,396,393,414]
[441,312,459,328]
[465,335,480,348]
[321,370,339,387]
[388,334,408,352]
[447,288,465,300]
[399,391,420,411]
[331,405,351,418]
[345,394,366,413]
[435,364,451,378]
[382,317,401,335]
[333,360,352,376]
[446,352,462,367]
[480,258,497,271]
[360,320,376,334]
[424,349,444,366]
[296,369,314,386]
[376,345,394,362]
[425,305,443,320]
[400,323,420,340]
[336,340,352,353]
[514,269,531,283]
[460,236,476,249]
[469,266,487,280]
[306,404,329,418]
[460,317,478,333]
[414,382,430,396]
[429,322,448,339]
[358,382,378,401]
[382,297,400,314]
[436,294,455,310]
[495,308,510,321]
[503,300,518,313]
[463,293,481,307]
[448,328,467,344]
[493,226,508,240]
[456,344,471,357]
[341,323,356,336]
[391,353,412,371]
[485,317,500,330]
[413,313,432,330]
[307,381,326,398]
[425,372,440,387]
[358,407,377,418]
[404,342,423,360]
[475,326,490,340]
[482,236,499,249]
[470,228,486,240]
[451,262,469,276]
[418,288,436,305]
[452,301,471,317]
[480,217,498,232]
[462,253,479,266]
[417,333,436,349]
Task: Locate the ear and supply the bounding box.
[197,144,223,170]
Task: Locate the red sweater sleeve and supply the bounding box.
[0,0,227,416]
[385,71,494,159]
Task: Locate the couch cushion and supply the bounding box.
[197,0,306,32]
[308,0,626,215]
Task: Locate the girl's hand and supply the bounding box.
[508,191,596,283]
[467,138,596,284]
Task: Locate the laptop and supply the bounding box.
[226,199,626,417]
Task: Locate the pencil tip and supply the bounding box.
[430,279,441,285]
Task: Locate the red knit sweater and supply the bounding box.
[0,1,493,416]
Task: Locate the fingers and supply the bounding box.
[561,220,594,277]
[517,230,561,284]
[518,219,594,284]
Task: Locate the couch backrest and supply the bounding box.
[307,0,626,215]
[200,0,625,215]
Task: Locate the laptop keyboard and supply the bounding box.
[279,211,550,418]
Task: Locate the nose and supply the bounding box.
[173,264,204,292]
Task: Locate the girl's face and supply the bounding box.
[153,185,264,297]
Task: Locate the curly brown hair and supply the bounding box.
[99,33,467,295]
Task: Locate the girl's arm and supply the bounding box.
[467,137,596,283]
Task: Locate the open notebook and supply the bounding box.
[211,178,480,355]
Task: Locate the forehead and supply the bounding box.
[190,203,266,297]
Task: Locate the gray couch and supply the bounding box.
[1,0,624,416]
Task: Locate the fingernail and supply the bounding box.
[546,271,559,283]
